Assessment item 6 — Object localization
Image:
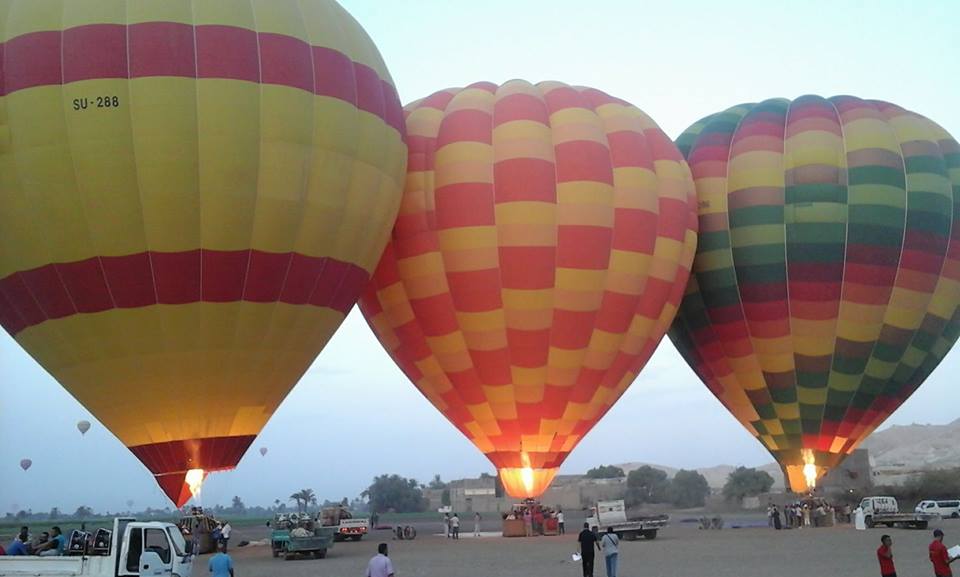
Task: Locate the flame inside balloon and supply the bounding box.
[185,469,205,500]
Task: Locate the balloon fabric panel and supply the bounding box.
[0,0,406,506]
[361,80,697,498]
[669,95,960,492]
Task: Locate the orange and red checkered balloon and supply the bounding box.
[669,96,960,492]
[360,81,697,498]
[0,0,406,506]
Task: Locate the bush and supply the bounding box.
[722,467,774,503]
[625,466,670,506]
[670,469,710,508]
[586,465,626,479]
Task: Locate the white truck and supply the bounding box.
[587,500,669,541]
[0,518,193,577]
[860,496,938,529]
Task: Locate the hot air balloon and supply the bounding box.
[19,459,31,471]
[669,96,960,492]
[259,447,268,457]
[77,420,91,436]
[360,81,698,498]
[0,0,406,507]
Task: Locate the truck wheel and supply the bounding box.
[917,521,928,530]
[885,522,894,528]
[623,531,638,541]
[952,513,959,519]
[315,549,327,559]
[643,530,658,540]
[272,548,279,558]
[284,552,293,561]
[865,516,874,528]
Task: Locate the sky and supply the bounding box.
[2,0,960,514]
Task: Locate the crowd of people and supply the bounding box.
[766,499,852,530]
[0,526,67,556]
[502,503,564,536]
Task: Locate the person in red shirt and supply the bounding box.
[930,529,958,577]
[877,534,896,577]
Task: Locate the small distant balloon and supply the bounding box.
[77,420,91,435]
[259,447,268,457]
[19,459,31,471]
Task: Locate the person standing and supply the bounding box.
[558,510,565,535]
[220,521,232,552]
[443,513,450,539]
[577,522,601,577]
[208,542,234,577]
[930,529,958,577]
[600,527,620,577]
[877,534,896,577]
[473,512,482,537]
[366,543,395,577]
[450,513,460,540]
[523,509,533,537]
[772,505,782,530]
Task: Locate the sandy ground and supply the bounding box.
[223,518,960,577]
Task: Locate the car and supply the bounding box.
[915,500,960,518]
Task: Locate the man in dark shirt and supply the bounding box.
[877,534,896,577]
[930,529,958,577]
[577,522,601,577]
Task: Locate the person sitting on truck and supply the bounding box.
[930,529,958,577]
[34,527,66,556]
[6,531,28,556]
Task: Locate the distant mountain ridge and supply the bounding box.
[614,419,960,489]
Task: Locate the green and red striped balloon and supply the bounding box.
[669,95,960,492]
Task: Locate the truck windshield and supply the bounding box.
[166,528,187,556]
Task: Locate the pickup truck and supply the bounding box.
[587,500,669,540]
[0,518,193,577]
[860,496,938,529]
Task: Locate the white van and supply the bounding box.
[860,496,899,517]
[915,500,960,518]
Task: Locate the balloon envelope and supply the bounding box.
[77,420,91,435]
[669,96,960,492]
[259,447,268,457]
[19,459,31,471]
[0,0,406,506]
[361,80,697,498]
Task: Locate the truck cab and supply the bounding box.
[0,518,193,577]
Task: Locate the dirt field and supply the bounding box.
[225,519,959,577]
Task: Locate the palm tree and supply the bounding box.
[289,489,317,514]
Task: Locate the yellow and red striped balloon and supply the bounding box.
[669,96,960,492]
[360,81,697,498]
[0,0,406,505]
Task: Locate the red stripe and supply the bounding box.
[0,251,367,336]
[0,23,401,134]
[196,25,260,83]
[130,434,255,477]
[64,24,127,83]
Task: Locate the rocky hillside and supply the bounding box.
[860,418,960,469]
[615,419,960,489]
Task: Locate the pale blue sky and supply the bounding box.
[2,0,959,513]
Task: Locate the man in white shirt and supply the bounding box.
[366,543,395,577]
[557,510,565,535]
[220,522,232,552]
